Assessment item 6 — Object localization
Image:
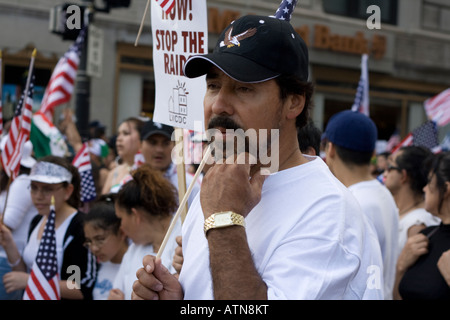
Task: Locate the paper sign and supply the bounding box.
[151,0,208,131]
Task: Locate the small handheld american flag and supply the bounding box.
[1,73,34,180]
[274,0,298,22]
[72,142,97,203]
[39,27,86,122]
[23,196,61,300]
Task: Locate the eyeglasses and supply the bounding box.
[83,234,111,250]
[29,184,64,197]
[386,164,402,172]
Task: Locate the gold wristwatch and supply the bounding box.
[204,211,245,236]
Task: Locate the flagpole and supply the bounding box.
[23,49,37,107]
[156,144,211,260]
[134,0,151,47]
[0,49,36,226]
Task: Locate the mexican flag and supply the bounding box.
[30,112,68,159]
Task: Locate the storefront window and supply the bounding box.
[323,0,398,25]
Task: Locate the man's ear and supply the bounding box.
[326,141,336,159]
[285,94,305,120]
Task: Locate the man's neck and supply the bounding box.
[335,162,374,188]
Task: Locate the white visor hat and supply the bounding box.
[29,161,72,184]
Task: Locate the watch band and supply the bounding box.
[204,211,245,236]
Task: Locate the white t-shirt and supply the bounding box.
[348,179,399,300]
[112,218,181,300]
[179,156,384,300]
[93,261,121,300]
[398,208,440,254]
[0,175,37,258]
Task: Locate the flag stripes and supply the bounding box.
[156,0,175,13]
[39,28,86,121]
[424,88,450,127]
[1,80,34,180]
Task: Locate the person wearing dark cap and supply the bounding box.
[323,110,399,299]
[132,15,383,300]
[140,120,200,207]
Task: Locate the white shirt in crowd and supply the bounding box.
[180,156,385,300]
[348,179,399,300]
[93,261,121,300]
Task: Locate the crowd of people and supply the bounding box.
[0,14,449,300]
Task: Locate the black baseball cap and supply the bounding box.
[141,120,174,141]
[183,15,309,83]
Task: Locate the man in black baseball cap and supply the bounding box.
[133,15,383,301]
[140,119,200,207]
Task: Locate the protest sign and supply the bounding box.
[151,0,207,131]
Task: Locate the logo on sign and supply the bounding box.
[168,81,189,125]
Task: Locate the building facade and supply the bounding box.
[1,0,449,142]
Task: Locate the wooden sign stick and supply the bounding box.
[156,144,211,259]
[174,128,188,223]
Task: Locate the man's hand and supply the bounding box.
[132,255,183,300]
[200,152,267,218]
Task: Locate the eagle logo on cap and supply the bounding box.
[220,27,257,48]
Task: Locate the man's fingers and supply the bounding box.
[132,268,162,300]
[142,254,156,273]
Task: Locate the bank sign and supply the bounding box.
[152,0,207,131]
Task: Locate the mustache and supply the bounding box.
[207,116,242,131]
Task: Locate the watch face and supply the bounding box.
[214,213,232,227]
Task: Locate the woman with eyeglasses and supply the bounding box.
[394,151,450,300]
[107,164,179,300]
[83,194,128,300]
[0,156,98,299]
[384,146,440,254]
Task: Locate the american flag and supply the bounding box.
[156,0,175,14]
[275,0,298,21]
[1,76,34,180]
[39,27,86,122]
[72,142,97,202]
[424,88,450,127]
[23,200,61,300]
[392,120,441,154]
[351,54,370,117]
